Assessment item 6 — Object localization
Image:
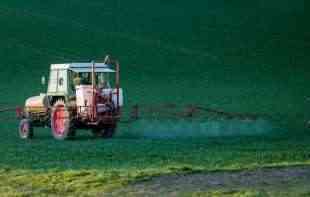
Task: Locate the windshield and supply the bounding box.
[70,72,113,90]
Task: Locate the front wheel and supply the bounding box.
[19,119,33,139]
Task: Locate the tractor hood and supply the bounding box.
[25,94,49,113]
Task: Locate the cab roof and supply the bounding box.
[50,62,115,73]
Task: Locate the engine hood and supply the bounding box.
[25,94,48,113]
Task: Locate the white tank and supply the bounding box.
[101,88,124,107]
[76,85,124,114]
[76,85,94,113]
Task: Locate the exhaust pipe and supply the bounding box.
[91,61,97,121]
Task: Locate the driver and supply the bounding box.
[73,73,81,87]
[98,77,108,89]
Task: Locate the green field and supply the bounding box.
[0,0,309,196]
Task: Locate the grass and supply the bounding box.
[0,125,310,195]
[0,0,309,196]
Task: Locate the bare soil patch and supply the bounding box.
[107,166,310,196]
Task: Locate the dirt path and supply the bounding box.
[106,166,310,197]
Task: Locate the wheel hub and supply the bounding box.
[21,122,29,134]
[53,106,66,136]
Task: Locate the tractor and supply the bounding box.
[17,56,123,140]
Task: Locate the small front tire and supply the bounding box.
[19,119,33,139]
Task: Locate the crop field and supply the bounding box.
[0,0,309,196]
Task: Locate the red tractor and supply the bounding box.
[18,56,123,140]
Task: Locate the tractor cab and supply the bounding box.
[47,63,117,98]
[47,62,123,119]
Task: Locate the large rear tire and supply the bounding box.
[102,126,115,138]
[92,125,115,139]
[51,100,75,140]
[19,119,33,139]
[91,129,103,138]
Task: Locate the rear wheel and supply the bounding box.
[91,129,103,138]
[92,125,115,139]
[51,100,75,140]
[19,119,33,139]
[102,127,115,138]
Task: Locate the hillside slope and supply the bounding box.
[0,0,309,131]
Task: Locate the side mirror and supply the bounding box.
[41,76,46,86]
